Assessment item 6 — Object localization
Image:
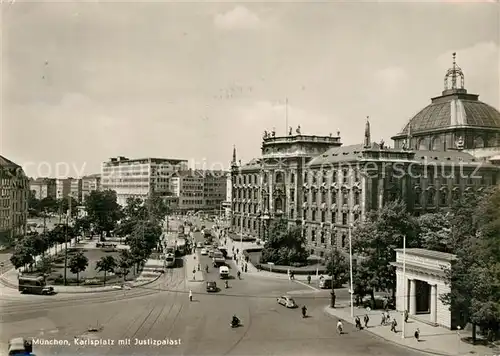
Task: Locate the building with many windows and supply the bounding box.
[70,178,82,202]
[29,178,56,200]
[101,156,188,206]
[170,170,228,213]
[82,174,101,202]
[0,155,29,242]
[55,178,71,200]
[230,55,500,258]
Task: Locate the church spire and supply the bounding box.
[363,116,371,148]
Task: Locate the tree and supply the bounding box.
[28,191,41,217]
[85,190,122,240]
[123,197,146,221]
[58,197,79,217]
[39,196,58,213]
[117,249,133,281]
[38,256,54,276]
[145,194,170,222]
[325,248,349,288]
[416,212,452,252]
[352,200,418,301]
[441,187,500,342]
[95,255,117,285]
[10,247,34,270]
[260,218,308,265]
[68,251,89,285]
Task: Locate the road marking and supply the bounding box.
[294,280,319,291]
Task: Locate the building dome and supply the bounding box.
[397,53,500,136]
[392,53,500,155]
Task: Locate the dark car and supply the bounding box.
[206,281,217,292]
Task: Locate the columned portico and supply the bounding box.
[391,248,457,329]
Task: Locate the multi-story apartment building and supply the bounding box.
[70,178,83,202]
[82,174,101,202]
[170,170,228,213]
[101,156,188,206]
[29,178,56,200]
[230,55,500,258]
[56,178,71,200]
[0,155,29,242]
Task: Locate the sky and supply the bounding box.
[1,0,499,178]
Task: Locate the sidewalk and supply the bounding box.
[324,305,499,356]
[0,258,163,293]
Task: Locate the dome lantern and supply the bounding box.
[443,52,466,95]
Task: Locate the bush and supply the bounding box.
[256,263,327,275]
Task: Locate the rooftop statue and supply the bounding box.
[296,125,301,134]
[289,126,293,135]
[263,130,268,139]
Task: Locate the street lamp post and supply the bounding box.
[402,234,407,339]
[349,223,354,318]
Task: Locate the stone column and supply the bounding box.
[430,284,437,323]
[409,279,417,315]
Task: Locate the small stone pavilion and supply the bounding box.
[391,248,457,329]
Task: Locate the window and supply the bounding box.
[312,210,317,221]
[291,173,295,184]
[342,192,348,205]
[276,172,284,184]
[331,212,335,223]
[303,209,307,219]
[312,172,317,184]
[341,234,346,248]
[342,213,348,225]
[427,190,435,205]
[323,170,329,183]
[439,190,447,206]
[321,191,326,203]
[320,231,325,244]
[415,191,421,206]
[354,213,360,221]
[331,190,337,204]
[354,170,360,182]
[290,209,294,219]
[290,189,295,202]
[311,230,316,241]
[321,211,326,222]
[354,191,360,205]
[343,169,349,183]
[312,190,317,203]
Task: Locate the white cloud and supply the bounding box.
[214,6,260,30]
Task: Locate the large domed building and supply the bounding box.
[392,53,500,160]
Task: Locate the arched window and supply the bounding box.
[418,138,427,150]
[431,136,442,151]
[290,173,295,184]
[276,172,284,184]
[274,197,283,211]
[474,137,484,148]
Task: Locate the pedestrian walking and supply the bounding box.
[380,313,386,326]
[355,316,362,330]
[336,320,343,335]
[363,314,369,328]
[244,263,247,273]
[414,328,420,341]
[189,290,193,302]
[404,310,409,323]
[390,318,397,333]
[307,274,311,284]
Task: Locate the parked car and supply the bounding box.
[200,248,208,255]
[206,281,217,292]
[277,296,297,308]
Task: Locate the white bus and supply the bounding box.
[165,244,176,267]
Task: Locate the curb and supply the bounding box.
[0,270,162,294]
[322,306,453,356]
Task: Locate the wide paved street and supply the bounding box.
[0,218,423,355]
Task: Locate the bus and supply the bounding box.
[176,238,186,256]
[18,276,54,295]
[164,244,176,267]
